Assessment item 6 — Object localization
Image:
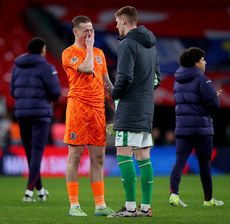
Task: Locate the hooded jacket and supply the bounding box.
[174,67,220,136]
[10,53,61,118]
[111,25,161,132]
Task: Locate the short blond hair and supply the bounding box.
[114,6,137,25]
[72,15,91,29]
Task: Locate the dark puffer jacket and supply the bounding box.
[10,53,61,118]
[111,25,161,132]
[174,67,219,136]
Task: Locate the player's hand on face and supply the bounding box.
[85,29,95,49]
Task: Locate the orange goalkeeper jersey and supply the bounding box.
[62,44,108,107]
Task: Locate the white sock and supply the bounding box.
[37,188,45,196]
[71,203,80,209]
[25,189,33,197]
[126,201,136,211]
[140,203,150,211]
[96,204,106,210]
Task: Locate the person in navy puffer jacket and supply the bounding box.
[10,37,61,202]
[169,47,224,207]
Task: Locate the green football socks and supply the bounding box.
[137,158,153,204]
[117,155,136,202]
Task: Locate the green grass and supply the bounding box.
[0,175,229,224]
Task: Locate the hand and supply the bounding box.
[217,89,222,96]
[85,29,95,49]
[106,124,116,136]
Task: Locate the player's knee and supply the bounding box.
[91,154,104,166]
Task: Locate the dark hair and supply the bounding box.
[72,15,92,29]
[179,47,205,67]
[114,6,137,25]
[28,37,46,54]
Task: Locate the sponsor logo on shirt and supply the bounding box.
[95,56,102,64]
[71,56,79,64]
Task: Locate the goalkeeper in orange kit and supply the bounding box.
[62,15,114,217]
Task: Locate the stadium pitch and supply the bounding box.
[0,175,229,224]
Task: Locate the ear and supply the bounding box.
[122,17,126,25]
[194,62,199,68]
[41,45,46,56]
[73,28,77,36]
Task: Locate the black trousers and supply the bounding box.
[18,118,50,191]
[170,135,213,201]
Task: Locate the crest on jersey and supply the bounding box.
[70,132,77,140]
[96,56,102,64]
[71,56,79,64]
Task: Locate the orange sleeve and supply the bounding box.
[62,46,84,72]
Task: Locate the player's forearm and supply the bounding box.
[103,73,114,110]
[78,48,94,74]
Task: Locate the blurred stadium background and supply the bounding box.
[0,0,230,177]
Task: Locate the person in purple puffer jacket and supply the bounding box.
[10,37,61,202]
[169,47,224,207]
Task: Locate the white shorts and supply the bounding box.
[115,131,153,149]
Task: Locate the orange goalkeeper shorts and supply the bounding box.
[63,97,106,146]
